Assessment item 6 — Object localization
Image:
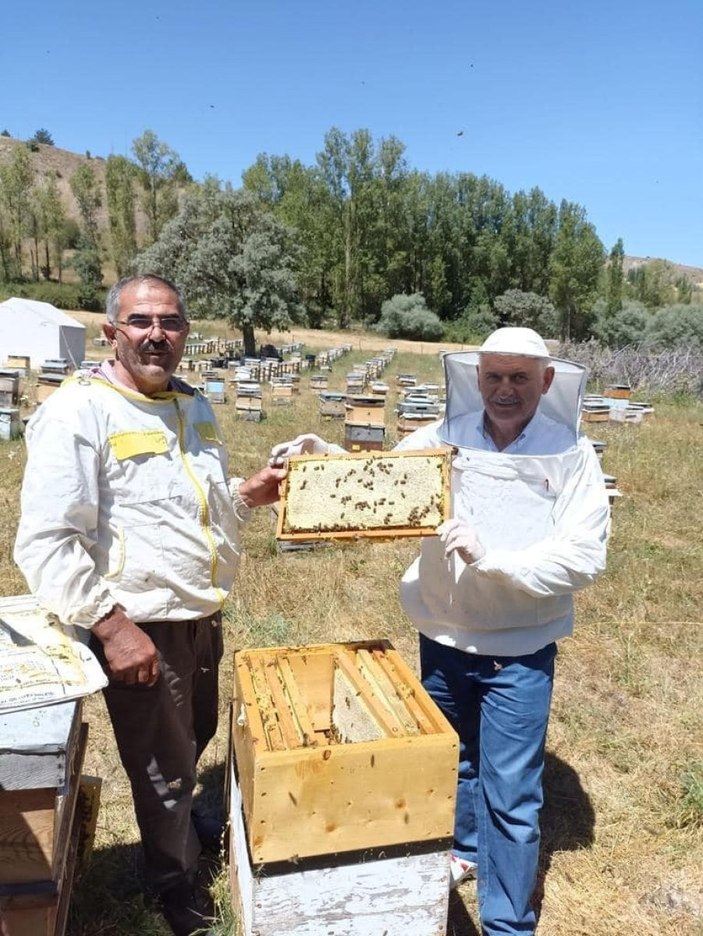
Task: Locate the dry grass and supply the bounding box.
[0,331,701,935]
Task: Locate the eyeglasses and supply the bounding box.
[115,315,188,333]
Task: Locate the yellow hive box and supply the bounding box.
[231,641,458,864]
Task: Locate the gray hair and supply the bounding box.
[105,274,187,324]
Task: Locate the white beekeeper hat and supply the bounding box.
[479,326,551,359]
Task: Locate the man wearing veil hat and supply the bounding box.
[269,327,610,936]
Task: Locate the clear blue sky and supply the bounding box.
[3,0,702,266]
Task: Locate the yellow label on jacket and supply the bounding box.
[109,430,169,460]
[195,421,223,444]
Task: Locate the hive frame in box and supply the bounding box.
[276,448,452,542]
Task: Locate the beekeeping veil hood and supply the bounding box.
[440,327,587,453]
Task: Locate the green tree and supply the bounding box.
[69,163,103,306]
[31,128,54,146]
[673,275,693,304]
[244,154,336,328]
[131,130,186,244]
[0,199,12,280]
[625,259,675,308]
[548,200,604,341]
[0,130,10,138]
[373,292,443,340]
[69,163,101,249]
[593,298,650,348]
[605,238,625,316]
[646,303,703,350]
[443,304,499,343]
[34,173,67,281]
[72,243,104,310]
[0,146,34,278]
[493,289,558,336]
[135,181,305,356]
[105,155,138,277]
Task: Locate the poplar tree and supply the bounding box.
[131,130,188,244]
[0,147,33,278]
[105,155,138,277]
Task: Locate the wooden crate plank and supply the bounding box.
[231,643,459,864]
[0,788,55,884]
[0,702,82,792]
[245,735,457,864]
[230,765,452,936]
[283,651,335,734]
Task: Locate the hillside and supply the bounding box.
[0,135,111,230]
[1,135,702,287]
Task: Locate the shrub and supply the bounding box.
[373,293,443,341]
[593,299,651,349]
[646,304,703,350]
[443,304,498,343]
[493,289,558,336]
[0,281,84,310]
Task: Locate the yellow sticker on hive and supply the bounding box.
[195,422,223,444]
[108,430,169,460]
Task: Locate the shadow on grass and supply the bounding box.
[447,887,481,935]
[67,762,228,936]
[534,750,596,918]
[449,751,595,933]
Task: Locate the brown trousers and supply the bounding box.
[90,614,223,894]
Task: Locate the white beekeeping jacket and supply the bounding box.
[14,375,249,629]
[396,351,610,656]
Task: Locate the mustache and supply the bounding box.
[138,338,171,353]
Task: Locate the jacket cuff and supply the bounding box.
[229,477,253,523]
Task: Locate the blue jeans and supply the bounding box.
[420,634,557,936]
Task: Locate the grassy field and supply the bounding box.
[0,328,701,936]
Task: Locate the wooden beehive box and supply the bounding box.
[231,641,458,864]
[604,384,632,400]
[319,392,346,418]
[0,701,89,936]
[343,422,385,452]
[345,395,385,426]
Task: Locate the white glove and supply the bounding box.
[437,518,486,564]
[269,433,330,466]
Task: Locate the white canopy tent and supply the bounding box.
[0,298,86,370]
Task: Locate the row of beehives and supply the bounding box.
[0,360,84,437]
[343,348,399,396]
[199,342,360,417]
[581,384,655,426]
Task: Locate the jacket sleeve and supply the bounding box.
[473,441,611,597]
[14,398,117,629]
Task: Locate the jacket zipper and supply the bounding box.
[174,399,226,608]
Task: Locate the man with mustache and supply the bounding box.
[15,274,286,936]
[270,327,610,936]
